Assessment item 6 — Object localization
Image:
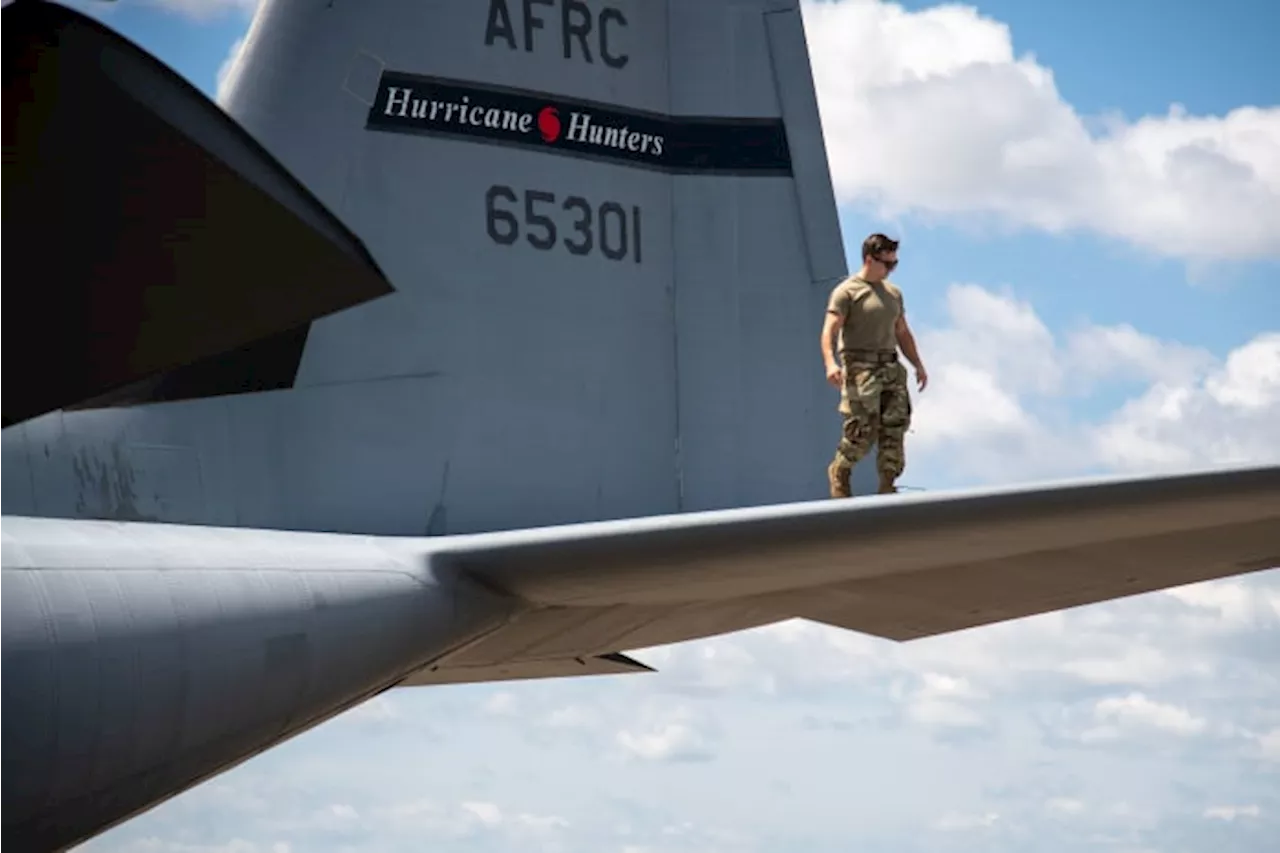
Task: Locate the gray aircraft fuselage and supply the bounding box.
[3,520,517,852]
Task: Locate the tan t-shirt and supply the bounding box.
[826,276,904,353]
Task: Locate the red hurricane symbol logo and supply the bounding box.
[537,106,561,142]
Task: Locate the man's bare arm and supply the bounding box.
[822,311,842,369]
[895,315,929,390]
[822,311,844,386]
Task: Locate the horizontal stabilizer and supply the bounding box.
[412,464,1279,680]
[2,1,395,426]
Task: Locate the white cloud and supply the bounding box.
[1057,645,1190,687]
[615,707,717,763]
[1092,332,1280,473]
[1210,334,1280,409]
[482,691,518,716]
[325,803,356,821]
[1257,728,1280,762]
[801,0,1280,261]
[460,801,503,826]
[543,704,600,729]
[513,812,571,833]
[907,283,1280,485]
[370,797,571,845]
[923,284,1064,394]
[1092,692,1207,736]
[1205,804,1261,821]
[903,672,985,728]
[1046,797,1085,816]
[99,842,290,853]
[936,810,999,831]
[1166,578,1280,630]
[1067,323,1219,389]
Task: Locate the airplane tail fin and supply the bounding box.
[220,0,856,525]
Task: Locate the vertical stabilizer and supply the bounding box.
[3,0,868,535]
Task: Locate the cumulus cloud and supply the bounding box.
[1257,728,1280,762]
[97,842,291,853]
[907,283,1280,485]
[1046,797,1085,816]
[1166,578,1280,631]
[482,691,518,716]
[377,797,569,842]
[1087,692,1208,738]
[541,703,602,730]
[902,672,985,728]
[1205,804,1261,821]
[801,0,1280,261]
[615,706,718,763]
[1087,331,1280,472]
[935,810,1000,831]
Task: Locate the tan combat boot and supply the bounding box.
[877,472,898,494]
[828,461,851,498]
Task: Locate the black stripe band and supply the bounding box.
[365,71,793,176]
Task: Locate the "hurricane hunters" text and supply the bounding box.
[381,85,665,159]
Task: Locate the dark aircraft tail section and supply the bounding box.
[1,0,395,427]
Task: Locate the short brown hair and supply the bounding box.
[861,233,899,260]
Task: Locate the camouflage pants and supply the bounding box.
[831,354,912,481]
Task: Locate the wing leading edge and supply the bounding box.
[404,464,1280,685]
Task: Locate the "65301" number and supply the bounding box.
[485,185,642,264]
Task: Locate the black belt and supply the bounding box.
[843,349,898,363]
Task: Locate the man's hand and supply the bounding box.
[895,315,928,392]
[826,362,843,388]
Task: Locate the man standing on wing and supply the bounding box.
[820,233,928,497]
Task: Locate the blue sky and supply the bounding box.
[47,0,1280,850]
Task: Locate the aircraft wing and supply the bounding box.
[403,464,1280,685]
